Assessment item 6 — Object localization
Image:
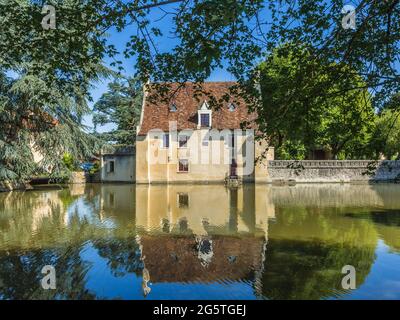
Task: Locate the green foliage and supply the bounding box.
[89,161,100,175]
[93,77,143,144]
[263,1,400,110]
[0,1,107,182]
[257,44,376,159]
[2,0,400,178]
[276,140,307,160]
[371,109,400,160]
[62,153,76,171]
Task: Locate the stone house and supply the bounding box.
[100,145,136,183]
[136,82,274,184]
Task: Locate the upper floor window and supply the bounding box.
[179,135,189,148]
[162,133,170,148]
[200,113,210,127]
[198,101,212,128]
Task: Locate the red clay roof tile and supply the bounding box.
[138,82,256,135]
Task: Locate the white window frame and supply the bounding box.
[198,101,212,128]
[178,134,189,149]
[177,159,189,173]
[161,133,170,149]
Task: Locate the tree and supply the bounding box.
[262,1,400,111]
[0,0,264,181]
[0,1,111,181]
[3,0,400,181]
[257,44,376,160]
[93,77,143,145]
[0,69,102,181]
[371,109,400,160]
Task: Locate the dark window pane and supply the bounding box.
[163,134,169,148]
[108,161,115,173]
[179,135,188,148]
[178,193,189,208]
[200,114,210,127]
[179,159,189,172]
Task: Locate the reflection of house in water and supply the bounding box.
[30,191,66,232]
[135,184,275,235]
[98,185,136,226]
[134,184,275,289]
[139,234,266,284]
[99,184,135,219]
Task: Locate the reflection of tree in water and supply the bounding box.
[0,188,132,300]
[92,238,143,277]
[346,210,400,253]
[261,207,377,300]
[0,246,95,300]
[261,239,375,300]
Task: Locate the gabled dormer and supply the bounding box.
[198,101,212,128]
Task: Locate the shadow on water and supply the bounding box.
[0,183,400,299]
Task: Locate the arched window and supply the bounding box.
[170,103,177,112]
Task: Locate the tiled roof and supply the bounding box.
[137,82,256,135]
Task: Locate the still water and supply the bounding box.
[1,183,400,300]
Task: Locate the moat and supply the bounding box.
[1,183,400,300]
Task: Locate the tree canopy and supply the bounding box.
[93,77,143,145]
[257,44,376,160]
[2,0,400,181]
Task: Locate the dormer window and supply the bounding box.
[200,114,210,127]
[198,101,212,128]
[228,103,236,112]
[170,103,177,112]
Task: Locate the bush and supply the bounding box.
[62,153,76,171]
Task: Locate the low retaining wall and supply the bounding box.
[267,160,400,183]
[69,171,87,184]
[0,181,33,192]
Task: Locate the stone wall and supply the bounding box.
[0,181,33,192]
[267,160,400,183]
[69,171,87,184]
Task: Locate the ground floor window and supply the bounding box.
[178,159,189,172]
[107,160,115,173]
